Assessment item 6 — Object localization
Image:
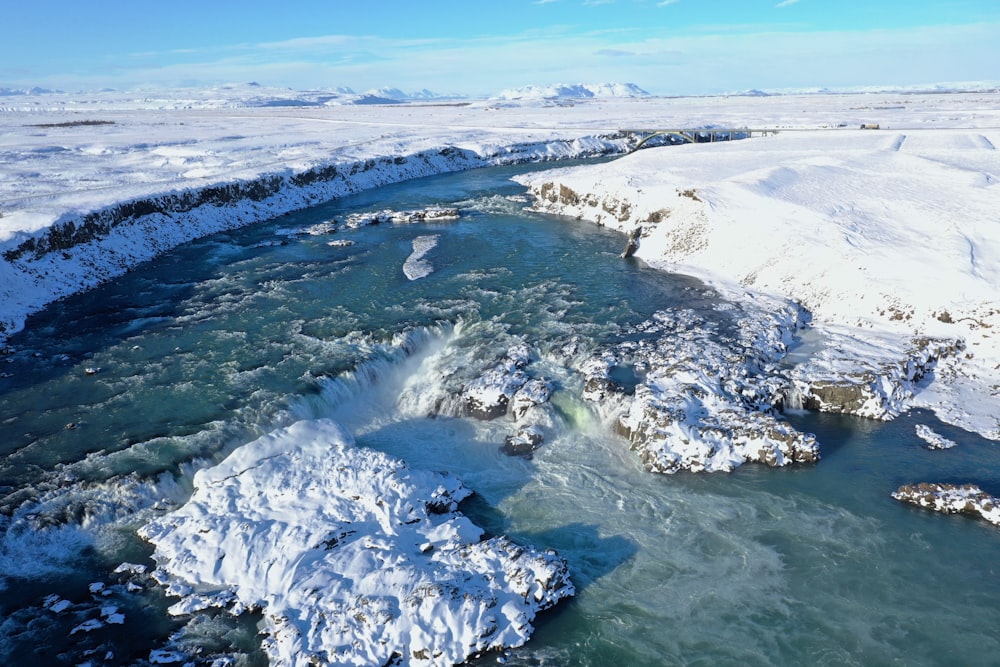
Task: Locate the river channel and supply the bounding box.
[1,161,998,666]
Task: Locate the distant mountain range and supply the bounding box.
[0,86,63,96]
[494,83,650,100]
[725,81,1000,96]
[361,87,446,100]
[4,81,998,107]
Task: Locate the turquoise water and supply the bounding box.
[1,162,998,666]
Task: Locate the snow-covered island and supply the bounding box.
[138,419,573,667]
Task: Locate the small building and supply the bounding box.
[860,123,880,130]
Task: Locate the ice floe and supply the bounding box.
[403,234,439,281]
[914,424,958,450]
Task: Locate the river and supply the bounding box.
[1,161,998,666]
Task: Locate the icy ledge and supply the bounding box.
[138,419,573,667]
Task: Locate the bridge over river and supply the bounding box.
[623,127,776,151]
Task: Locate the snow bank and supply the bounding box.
[515,123,1000,440]
[138,419,573,667]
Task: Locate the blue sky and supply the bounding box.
[3,0,998,95]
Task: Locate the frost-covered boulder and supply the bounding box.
[138,419,573,667]
[892,483,1000,527]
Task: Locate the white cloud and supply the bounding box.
[774,0,800,7]
[657,0,681,6]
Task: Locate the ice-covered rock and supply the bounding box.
[580,307,819,474]
[149,650,187,664]
[70,618,105,634]
[342,207,460,229]
[785,331,964,420]
[460,345,536,421]
[138,419,573,667]
[510,379,553,421]
[42,595,72,613]
[892,483,1000,527]
[502,425,545,458]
